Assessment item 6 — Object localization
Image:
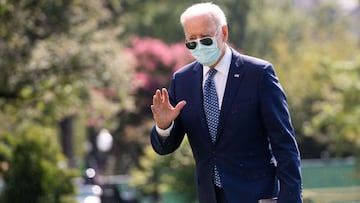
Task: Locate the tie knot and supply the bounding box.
[208,69,217,78]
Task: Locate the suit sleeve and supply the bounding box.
[150,74,186,155]
[259,64,302,203]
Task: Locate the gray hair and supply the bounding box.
[180,2,227,28]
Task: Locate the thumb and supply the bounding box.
[174,100,187,112]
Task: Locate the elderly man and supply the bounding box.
[150,2,302,203]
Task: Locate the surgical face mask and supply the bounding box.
[186,32,222,66]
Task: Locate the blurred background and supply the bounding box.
[0,0,359,202]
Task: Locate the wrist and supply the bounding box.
[157,122,172,130]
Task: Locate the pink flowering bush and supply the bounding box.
[126,36,193,112]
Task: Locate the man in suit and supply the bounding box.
[150,2,302,203]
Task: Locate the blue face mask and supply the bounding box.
[188,36,222,66]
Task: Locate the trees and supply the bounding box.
[1,125,76,203]
[260,1,360,158]
[0,1,81,200]
[118,0,250,47]
[301,35,360,157]
[0,0,135,201]
[0,0,73,99]
[1,0,359,201]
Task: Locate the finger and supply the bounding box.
[152,93,158,106]
[150,105,160,121]
[161,88,169,104]
[153,89,161,106]
[150,105,156,114]
[174,100,187,112]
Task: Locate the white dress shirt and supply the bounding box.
[202,45,231,109]
[156,45,232,136]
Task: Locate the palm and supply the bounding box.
[151,88,186,129]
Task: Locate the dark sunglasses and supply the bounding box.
[185,37,214,50]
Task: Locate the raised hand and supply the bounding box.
[150,88,186,129]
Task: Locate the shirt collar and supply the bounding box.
[203,45,232,77]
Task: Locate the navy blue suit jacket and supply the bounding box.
[151,49,302,203]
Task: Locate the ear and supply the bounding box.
[221,25,228,42]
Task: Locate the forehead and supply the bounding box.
[183,14,218,38]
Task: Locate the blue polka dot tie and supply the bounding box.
[203,68,222,188]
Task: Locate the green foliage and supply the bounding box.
[0,132,13,163]
[0,1,359,202]
[118,0,250,47]
[0,0,73,97]
[0,0,136,201]
[0,125,77,203]
[130,137,196,202]
[0,0,135,121]
[118,0,187,43]
[217,0,250,47]
[0,0,136,173]
[263,2,360,158]
[243,0,310,56]
[304,56,360,156]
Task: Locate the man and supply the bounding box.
[150,2,302,203]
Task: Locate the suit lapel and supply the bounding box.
[217,51,245,140]
[191,63,204,111]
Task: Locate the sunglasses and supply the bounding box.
[185,37,215,50]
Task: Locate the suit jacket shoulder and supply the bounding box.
[231,49,273,72]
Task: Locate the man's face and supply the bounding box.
[183,14,226,52]
[183,14,219,43]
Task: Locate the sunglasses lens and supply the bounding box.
[185,37,214,49]
[185,42,197,49]
[200,38,213,46]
